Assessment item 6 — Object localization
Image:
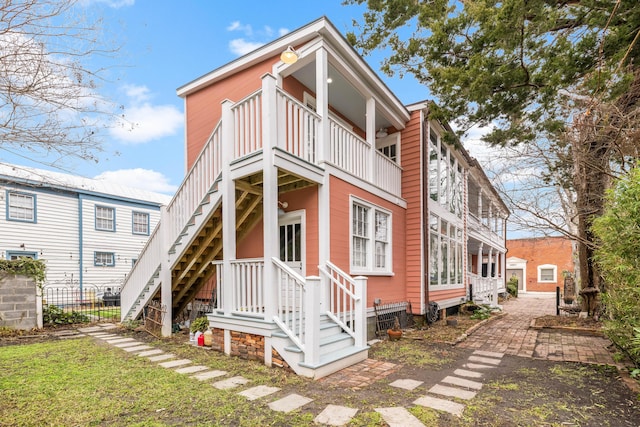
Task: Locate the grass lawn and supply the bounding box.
[0,337,314,426]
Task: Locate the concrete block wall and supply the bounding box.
[0,274,38,330]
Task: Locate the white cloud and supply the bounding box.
[226,22,289,57]
[229,38,264,56]
[94,168,177,194]
[122,84,150,101]
[110,84,183,144]
[227,21,253,35]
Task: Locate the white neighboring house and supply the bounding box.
[0,164,172,293]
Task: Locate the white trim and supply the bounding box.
[278,210,306,277]
[375,133,401,164]
[537,264,557,283]
[349,195,393,276]
[324,163,407,208]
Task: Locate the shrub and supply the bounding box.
[592,165,640,364]
[190,316,209,333]
[470,305,492,320]
[507,276,519,297]
[43,305,89,325]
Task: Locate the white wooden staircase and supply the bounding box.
[120,75,370,378]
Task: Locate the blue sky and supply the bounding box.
[4,0,492,195]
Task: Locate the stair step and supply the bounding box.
[298,345,369,370]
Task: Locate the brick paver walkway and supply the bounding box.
[458,293,616,365]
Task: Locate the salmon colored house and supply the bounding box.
[120,17,509,378]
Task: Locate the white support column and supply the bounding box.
[354,276,368,348]
[304,276,321,366]
[366,97,376,182]
[478,190,483,224]
[316,48,329,163]
[487,247,494,278]
[477,243,483,277]
[160,206,172,337]
[316,48,330,291]
[221,99,236,320]
[262,74,279,320]
[500,251,506,286]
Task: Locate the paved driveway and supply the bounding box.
[458,293,617,365]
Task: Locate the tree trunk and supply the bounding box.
[573,134,608,314]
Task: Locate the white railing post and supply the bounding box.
[305,276,321,366]
[354,276,368,348]
[316,48,329,163]
[221,99,236,317]
[160,206,172,337]
[262,74,278,320]
[366,97,376,182]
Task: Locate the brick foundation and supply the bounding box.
[208,328,293,373]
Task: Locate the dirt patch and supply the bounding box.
[403,313,500,344]
[0,325,81,346]
[531,315,604,335]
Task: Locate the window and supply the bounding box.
[132,211,149,235]
[95,206,115,231]
[429,213,464,288]
[94,252,115,267]
[376,133,400,163]
[351,198,392,273]
[7,191,36,223]
[6,251,37,260]
[538,264,557,283]
[428,126,463,218]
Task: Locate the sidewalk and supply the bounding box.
[458,293,617,365]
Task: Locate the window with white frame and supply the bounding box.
[429,213,464,288]
[132,211,149,235]
[351,198,392,274]
[94,252,115,267]
[7,191,35,222]
[376,133,400,163]
[95,206,115,231]
[428,126,463,218]
[538,264,557,283]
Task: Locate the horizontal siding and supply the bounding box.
[401,111,424,312]
[236,186,319,276]
[81,197,161,288]
[430,287,466,303]
[329,175,406,308]
[1,187,80,287]
[185,58,275,168]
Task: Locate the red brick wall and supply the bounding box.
[507,237,574,292]
[210,328,292,372]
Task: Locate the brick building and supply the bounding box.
[506,236,575,293]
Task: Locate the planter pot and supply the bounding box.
[446,318,458,327]
[387,329,402,341]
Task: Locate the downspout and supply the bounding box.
[421,111,431,317]
[78,195,84,300]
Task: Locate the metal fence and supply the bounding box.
[42,285,122,323]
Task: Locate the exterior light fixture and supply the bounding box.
[376,128,388,138]
[280,46,298,64]
[278,201,289,217]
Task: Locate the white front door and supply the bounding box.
[279,211,304,276]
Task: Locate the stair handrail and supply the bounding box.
[165,121,223,246]
[120,120,223,321]
[272,257,307,351]
[319,261,365,344]
[120,222,163,320]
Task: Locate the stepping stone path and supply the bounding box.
[408,349,504,420]
[84,323,504,425]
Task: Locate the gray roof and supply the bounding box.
[0,163,173,206]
